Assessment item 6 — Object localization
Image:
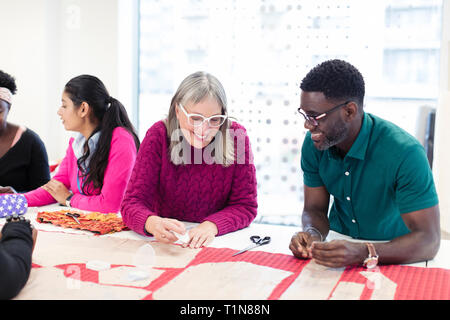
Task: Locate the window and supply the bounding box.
[138,0,443,226]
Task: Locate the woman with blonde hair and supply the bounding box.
[121,71,257,248]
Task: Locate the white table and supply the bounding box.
[2,204,447,268]
[2,204,448,300]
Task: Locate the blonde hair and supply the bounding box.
[165,71,235,166]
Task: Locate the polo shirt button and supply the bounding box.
[345,171,350,176]
[352,219,356,223]
[346,196,351,201]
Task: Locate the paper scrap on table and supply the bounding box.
[173,231,191,244]
[127,268,151,282]
[86,260,111,271]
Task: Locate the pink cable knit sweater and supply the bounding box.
[120,120,258,236]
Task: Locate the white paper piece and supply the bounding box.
[132,244,156,269]
[99,266,164,287]
[86,260,111,271]
[173,231,191,244]
[127,269,151,282]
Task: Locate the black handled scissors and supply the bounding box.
[232,235,271,256]
[65,212,81,225]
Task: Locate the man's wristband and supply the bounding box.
[303,226,324,241]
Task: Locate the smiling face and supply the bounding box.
[300,91,350,151]
[175,95,223,149]
[57,92,84,132]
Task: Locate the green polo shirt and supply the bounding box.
[301,112,438,241]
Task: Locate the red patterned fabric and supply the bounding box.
[36,210,128,235]
[338,264,450,300]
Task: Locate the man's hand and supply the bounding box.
[182,221,218,249]
[145,216,186,244]
[310,240,367,268]
[289,231,321,259]
[41,179,72,205]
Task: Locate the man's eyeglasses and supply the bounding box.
[297,100,352,126]
[178,103,228,128]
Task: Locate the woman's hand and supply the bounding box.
[0,186,17,194]
[182,221,218,249]
[41,179,72,205]
[145,216,186,244]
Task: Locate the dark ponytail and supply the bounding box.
[64,75,140,195]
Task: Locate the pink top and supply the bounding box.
[24,127,137,213]
[120,120,258,237]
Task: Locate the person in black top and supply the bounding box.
[0,215,37,299]
[0,70,50,193]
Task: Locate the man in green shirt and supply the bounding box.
[289,59,440,268]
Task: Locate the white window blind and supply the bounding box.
[138,0,442,226]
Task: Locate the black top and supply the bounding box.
[0,128,50,192]
[0,221,33,299]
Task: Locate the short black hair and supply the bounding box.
[0,70,17,94]
[300,59,365,107]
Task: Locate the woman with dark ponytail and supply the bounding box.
[23,75,140,213]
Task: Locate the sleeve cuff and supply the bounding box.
[126,209,157,237]
[398,198,439,214]
[203,215,233,236]
[303,174,324,188]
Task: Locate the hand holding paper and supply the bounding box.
[145,215,186,243]
[181,221,218,249]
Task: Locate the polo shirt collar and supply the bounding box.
[346,112,372,160]
[327,112,372,161]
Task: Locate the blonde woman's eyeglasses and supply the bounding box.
[178,103,228,128]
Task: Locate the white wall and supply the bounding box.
[0,0,123,161]
[0,0,59,159]
[433,0,450,233]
